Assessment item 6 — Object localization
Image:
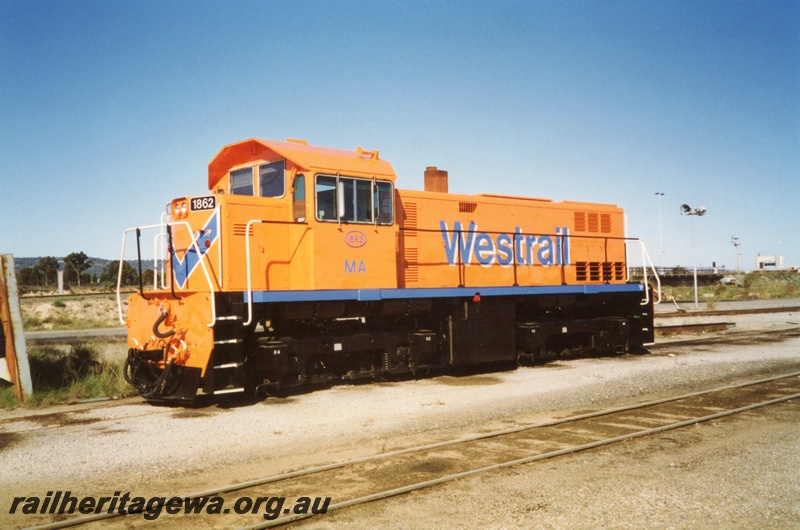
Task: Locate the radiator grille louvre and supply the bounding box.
[576,261,625,282]
[587,212,599,232]
[403,202,419,283]
[574,212,586,232]
[404,248,419,283]
[601,213,612,233]
[404,202,418,230]
[233,224,253,236]
[574,211,612,233]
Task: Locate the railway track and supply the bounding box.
[655,321,734,334]
[28,370,800,530]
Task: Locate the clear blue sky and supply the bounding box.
[1,0,798,271]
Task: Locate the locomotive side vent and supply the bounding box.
[588,212,599,232]
[404,248,419,283]
[601,213,612,233]
[458,202,477,213]
[574,211,612,233]
[404,202,418,230]
[574,212,587,232]
[589,262,601,281]
[614,261,624,280]
[404,202,419,284]
[576,261,588,281]
[577,261,624,282]
[233,223,254,236]
[602,262,612,281]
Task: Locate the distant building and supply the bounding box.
[755,254,784,270]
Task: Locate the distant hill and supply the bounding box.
[13,257,155,276]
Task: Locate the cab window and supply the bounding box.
[374,181,393,224]
[315,174,393,225]
[315,176,337,220]
[259,160,285,198]
[230,167,254,196]
[293,174,306,222]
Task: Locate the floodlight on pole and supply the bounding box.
[680,204,706,309]
[731,236,740,278]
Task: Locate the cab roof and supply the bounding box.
[208,138,397,190]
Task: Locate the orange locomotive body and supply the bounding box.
[119,138,655,403]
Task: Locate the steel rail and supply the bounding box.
[247,389,800,529]
[655,321,735,333]
[26,370,800,530]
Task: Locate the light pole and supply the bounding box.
[57,260,64,296]
[655,192,665,268]
[730,236,740,279]
[680,204,707,309]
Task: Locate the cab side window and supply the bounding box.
[315,174,393,225]
[293,174,306,222]
[374,181,393,224]
[315,176,337,220]
[230,167,254,196]
[259,160,285,198]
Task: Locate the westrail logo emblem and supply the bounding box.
[344,230,367,248]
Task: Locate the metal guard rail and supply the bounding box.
[117,221,217,328]
[242,225,661,324]
[401,227,660,306]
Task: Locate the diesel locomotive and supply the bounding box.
[117,138,659,403]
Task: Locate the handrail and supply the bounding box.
[642,240,662,305]
[244,218,309,326]
[165,224,180,300]
[401,226,632,287]
[116,221,217,328]
[400,226,659,305]
[624,238,662,306]
[244,219,262,326]
[156,212,167,290]
[117,222,165,325]
[154,232,167,290]
[135,228,149,300]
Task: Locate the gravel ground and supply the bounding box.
[303,401,800,529]
[1,309,798,529]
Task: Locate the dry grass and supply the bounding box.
[1,342,137,409]
[659,271,799,304]
[20,294,125,331]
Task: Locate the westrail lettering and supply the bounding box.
[439,221,570,268]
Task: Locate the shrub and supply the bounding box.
[28,343,101,390]
[2,343,136,408]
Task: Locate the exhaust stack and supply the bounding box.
[424,166,448,193]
